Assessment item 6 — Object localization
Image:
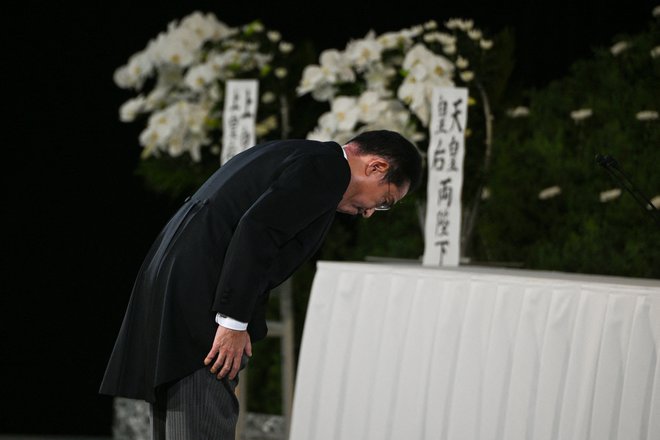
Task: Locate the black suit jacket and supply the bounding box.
[99,139,350,402]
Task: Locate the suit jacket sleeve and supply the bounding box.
[212,152,350,322]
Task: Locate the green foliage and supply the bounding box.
[476,19,659,278]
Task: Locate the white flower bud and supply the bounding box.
[539,186,562,200]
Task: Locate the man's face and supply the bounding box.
[337,176,409,218]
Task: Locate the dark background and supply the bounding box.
[3,0,655,435]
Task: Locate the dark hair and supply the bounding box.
[347,130,423,192]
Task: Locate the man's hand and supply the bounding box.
[204,325,252,380]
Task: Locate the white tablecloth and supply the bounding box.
[290,261,660,440]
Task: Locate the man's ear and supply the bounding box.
[365,157,390,177]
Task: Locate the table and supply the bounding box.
[290,261,660,440]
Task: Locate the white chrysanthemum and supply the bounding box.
[651,46,660,58]
[653,5,660,17]
[184,64,216,91]
[538,186,561,200]
[345,33,383,70]
[480,39,493,50]
[570,108,593,121]
[331,96,360,131]
[506,106,531,118]
[610,41,629,56]
[357,91,388,123]
[119,95,147,122]
[599,188,621,202]
[636,110,658,121]
[424,20,438,30]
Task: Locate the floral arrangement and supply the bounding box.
[114,11,296,164]
[296,18,494,146]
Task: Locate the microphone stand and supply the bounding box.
[595,154,660,226]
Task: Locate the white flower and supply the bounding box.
[636,110,658,121]
[403,44,454,78]
[179,11,233,42]
[442,44,457,55]
[267,31,281,42]
[467,29,482,40]
[307,111,339,141]
[274,67,288,78]
[570,108,593,121]
[119,95,147,122]
[506,106,531,118]
[460,71,474,82]
[481,187,491,200]
[320,49,355,82]
[446,18,474,31]
[363,63,396,96]
[651,46,660,58]
[650,195,660,209]
[456,56,469,69]
[377,31,412,50]
[458,19,474,31]
[279,41,294,53]
[183,63,216,91]
[424,20,438,30]
[255,115,278,137]
[610,41,629,56]
[480,39,493,50]
[599,188,621,202]
[345,33,383,70]
[114,52,153,89]
[261,92,276,104]
[357,91,388,123]
[538,185,562,200]
[445,18,461,30]
[331,96,360,131]
[423,32,457,46]
[653,5,660,17]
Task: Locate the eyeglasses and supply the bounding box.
[374,181,394,211]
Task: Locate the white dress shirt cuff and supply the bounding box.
[215,313,248,331]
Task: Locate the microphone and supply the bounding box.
[595,153,659,225]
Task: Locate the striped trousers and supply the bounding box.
[150,356,247,440]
